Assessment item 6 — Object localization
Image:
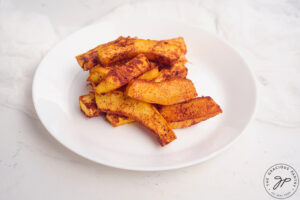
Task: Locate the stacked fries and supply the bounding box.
[77,36,222,146]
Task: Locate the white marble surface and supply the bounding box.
[1,0,300,199]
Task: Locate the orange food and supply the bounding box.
[125,78,197,105]
[87,65,112,86]
[79,93,101,118]
[137,63,159,81]
[106,113,134,127]
[95,91,176,146]
[154,56,188,82]
[76,36,186,70]
[77,36,222,146]
[94,54,152,94]
[158,96,222,126]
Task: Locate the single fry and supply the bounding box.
[158,96,222,123]
[125,78,197,105]
[94,54,152,94]
[95,91,176,146]
[76,36,186,70]
[79,93,101,118]
[106,113,134,127]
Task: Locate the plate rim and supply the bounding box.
[32,18,258,171]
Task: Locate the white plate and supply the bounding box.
[32,17,257,171]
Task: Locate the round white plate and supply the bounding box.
[32,18,257,171]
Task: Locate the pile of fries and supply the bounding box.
[77,36,222,146]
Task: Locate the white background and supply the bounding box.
[0,0,300,199]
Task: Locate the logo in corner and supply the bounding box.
[264,163,298,199]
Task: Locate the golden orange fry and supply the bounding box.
[95,91,176,146]
[125,78,197,105]
[79,93,101,118]
[158,96,222,127]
